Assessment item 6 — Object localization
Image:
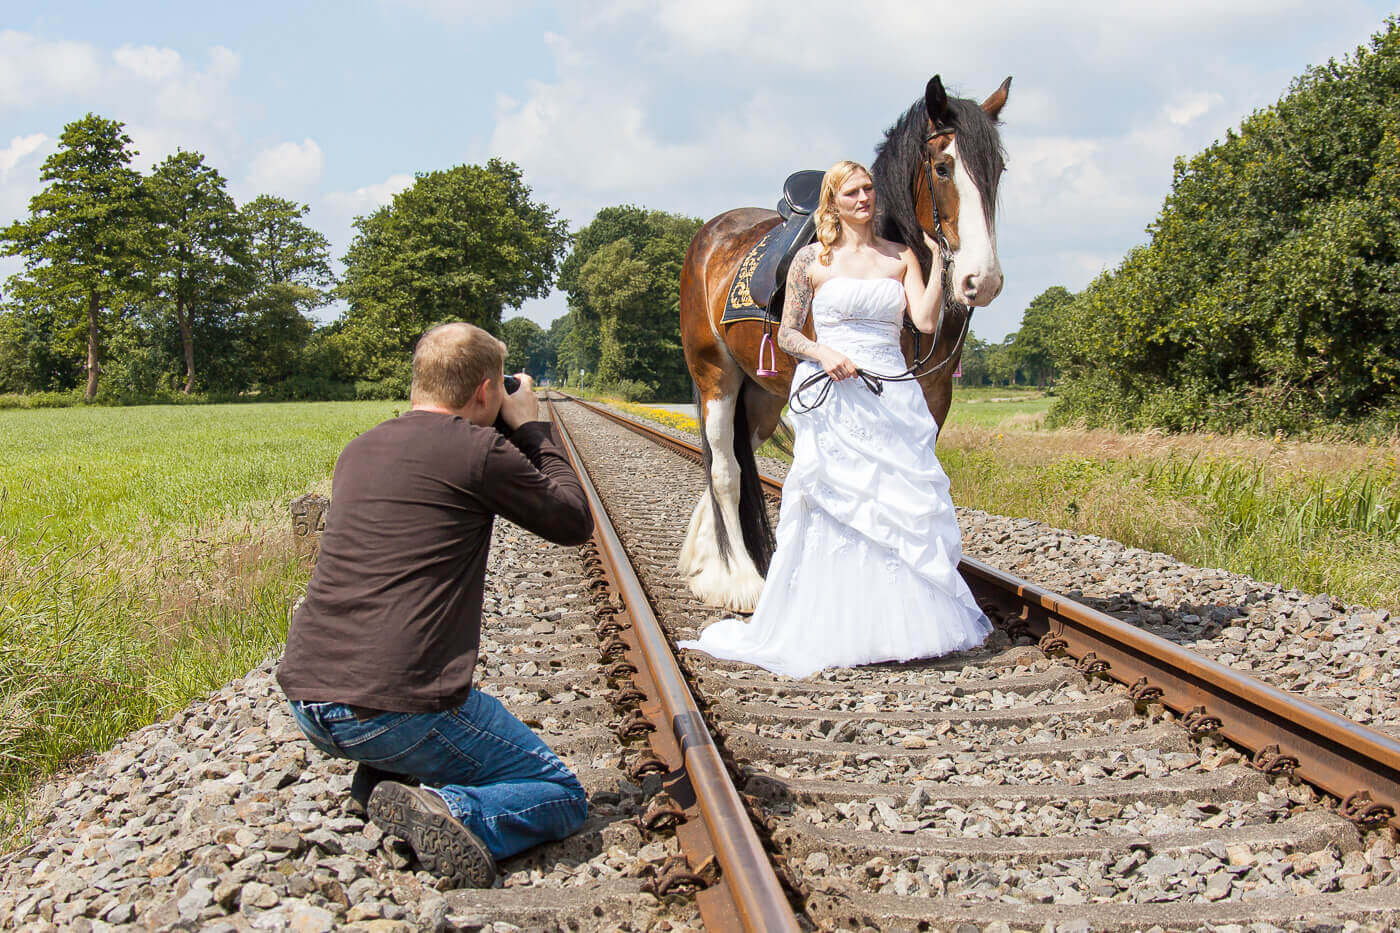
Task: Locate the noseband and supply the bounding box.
[788,130,974,414]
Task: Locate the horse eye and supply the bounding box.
[935,164,952,179]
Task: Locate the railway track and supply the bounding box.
[546,392,1400,932]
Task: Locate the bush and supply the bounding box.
[262,376,356,402]
[354,374,409,401]
[0,390,86,410]
[581,377,656,402]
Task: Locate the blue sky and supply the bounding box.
[3,1,1398,341]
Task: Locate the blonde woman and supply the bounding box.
[679,160,990,677]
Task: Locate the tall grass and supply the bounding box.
[937,431,1399,614]
[605,395,1399,614]
[0,401,399,845]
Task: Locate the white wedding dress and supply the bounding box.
[679,276,991,678]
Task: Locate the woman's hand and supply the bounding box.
[816,346,858,381]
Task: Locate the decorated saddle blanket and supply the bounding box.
[722,170,822,326]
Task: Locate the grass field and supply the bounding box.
[0,401,399,843]
[603,386,1399,615]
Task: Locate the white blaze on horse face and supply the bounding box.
[948,137,1002,307]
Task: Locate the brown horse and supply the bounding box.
[677,75,1011,611]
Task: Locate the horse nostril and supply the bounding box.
[961,274,978,301]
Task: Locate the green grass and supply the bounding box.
[0,401,400,846]
[601,389,1398,614]
[943,390,1053,429]
[1,401,402,554]
[937,433,1400,614]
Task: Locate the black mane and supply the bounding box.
[871,94,1006,279]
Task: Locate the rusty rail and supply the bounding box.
[558,392,1400,832]
[547,396,801,933]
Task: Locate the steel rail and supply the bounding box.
[546,397,802,933]
[558,392,1400,832]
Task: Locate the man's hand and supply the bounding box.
[499,374,540,428]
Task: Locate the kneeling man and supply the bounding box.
[277,322,594,888]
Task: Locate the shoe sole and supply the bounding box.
[368,782,496,888]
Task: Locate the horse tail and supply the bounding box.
[733,380,776,577]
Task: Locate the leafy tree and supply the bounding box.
[500,315,549,380]
[1,114,144,399]
[544,313,574,383]
[985,335,1020,386]
[144,150,251,393]
[559,206,702,398]
[0,276,86,392]
[336,159,567,378]
[240,195,333,385]
[954,335,992,387]
[1050,17,1400,433]
[1004,286,1071,387]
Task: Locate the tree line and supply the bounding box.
[0,113,705,405]
[1024,18,1400,435]
[14,18,1396,427]
[1,116,336,402]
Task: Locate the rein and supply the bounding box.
[789,131,973,414]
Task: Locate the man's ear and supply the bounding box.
[471,376,494,408]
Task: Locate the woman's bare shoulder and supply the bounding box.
[875,236,917,267]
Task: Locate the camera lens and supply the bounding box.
[503,374,521,393]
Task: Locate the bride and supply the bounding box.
[679,160,991,678]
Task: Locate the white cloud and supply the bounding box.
[245,139,325,197]
[0,133,54,232]
[0,34,243,177]
[112,44,182,82]
[488,35,842,225]
[1165,91,1226,126]
[323,173,414,221]
[0,133,50,182]
[0,30,104,109]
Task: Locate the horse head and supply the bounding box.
[874,74,1010,308]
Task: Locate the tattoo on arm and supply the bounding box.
[777,246,822,361]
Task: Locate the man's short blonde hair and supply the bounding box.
[410,323,507,410]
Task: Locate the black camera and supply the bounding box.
[503,374,521,393]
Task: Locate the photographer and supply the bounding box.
[277,322,593,889]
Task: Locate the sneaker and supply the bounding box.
[348,762,397,815]
[367,781,497,888]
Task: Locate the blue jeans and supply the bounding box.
[288,690,587,860]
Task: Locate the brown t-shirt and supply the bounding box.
[276,410,592,713]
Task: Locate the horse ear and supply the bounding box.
[981,77,1012,121]
[924,75,949,128]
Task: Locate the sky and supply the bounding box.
[2,1,1398,342]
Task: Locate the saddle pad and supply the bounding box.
[722,228,778,325]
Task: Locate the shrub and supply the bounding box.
[354,375,410,401]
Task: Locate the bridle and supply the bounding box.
[789,129,974,414]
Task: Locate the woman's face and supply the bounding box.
[835,171,875,226]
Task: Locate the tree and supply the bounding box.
[1,114,143,400]
[144,150,251,393]
[336,159,567,378]
[559,206,703,398]
[1004,286,1071,387]
[954,335,992,387]
[500,316,548,380]
[1049,17,1400,432]
[240,195,333,385]
[544,313,574,383]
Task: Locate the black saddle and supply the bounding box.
[722,170,823,325]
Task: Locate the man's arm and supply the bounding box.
[481,423,594,546]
